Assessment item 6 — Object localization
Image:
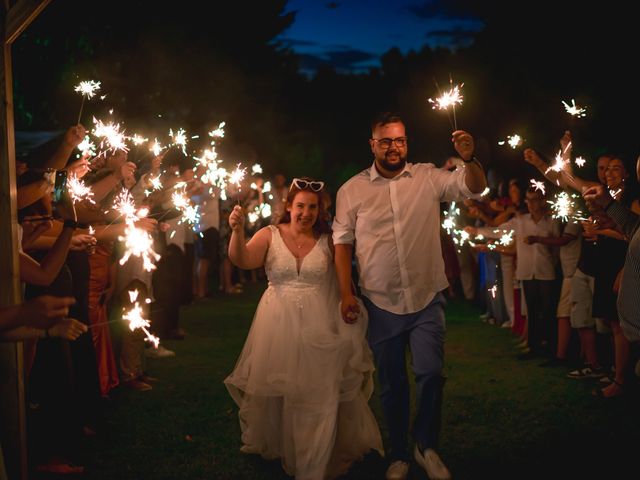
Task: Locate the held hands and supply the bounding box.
[340,294,361,324]
[451,131,474,161]
[229,205,245,231]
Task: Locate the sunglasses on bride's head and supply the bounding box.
[290,178,325,192]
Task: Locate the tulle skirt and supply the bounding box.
[225,284,383,479]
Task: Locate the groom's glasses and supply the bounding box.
[290,178,325,192]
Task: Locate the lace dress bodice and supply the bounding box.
[265,225,330,289]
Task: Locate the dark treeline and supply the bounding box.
[13,0,639,192]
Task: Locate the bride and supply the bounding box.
[224,177,383,479]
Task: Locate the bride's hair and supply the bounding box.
[278,176,332,234]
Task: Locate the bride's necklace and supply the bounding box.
[285,228,312,255]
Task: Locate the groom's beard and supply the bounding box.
[377,149,407,171]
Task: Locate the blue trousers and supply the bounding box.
[363,294,446,462]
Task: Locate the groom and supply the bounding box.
[333,112,486,480]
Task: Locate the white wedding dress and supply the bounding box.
[225,225,383,479]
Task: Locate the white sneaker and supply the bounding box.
[385,460,409,480]
[145,345,175,358]
[414,445,451,480]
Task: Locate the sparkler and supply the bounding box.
[545,149,576,184]
[489,285,498,298]
[562,99,587,118]
[428,78,463,130]
[131,134,149,146]
[208,122,226,139]
[251,164,263,175]
[530,179,546,195]
[441,201,460,234]
[123,290,160,348]
[74,80,101,125]
[169,128,188,155]
[77,135,96,159]
[575,156,586,168]
[548,191,586,222]
[609,188,622,200]
[229,164,246,205]
[498,134,523,149]
[119,223,161,272]
[92,117,129,155]
[149,138,164,157]
[67,174,95,204]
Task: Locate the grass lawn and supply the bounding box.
[84,283,640,479]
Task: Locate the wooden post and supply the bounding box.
[1,1,52,478]
[0,20,27,480]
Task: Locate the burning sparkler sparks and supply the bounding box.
[92,117,129,155]
[123,290,160,348]
[170,128,188,155]
[575,156,586,167]
[441,201,460,234]
[498,134,523,149]
[229,164,247,205]
[74,80,101,126]
[530,179,546,195]
[562,99,587,118]
[74,80,101,99]
[119,223,160,272]
[67,174,95,204]
[77,135,96,159]
[131,134,149,146]
[548,191,585,222]
[208,122,226,139]
[429,84,464,111]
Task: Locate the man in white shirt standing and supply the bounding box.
[333,112,487,480]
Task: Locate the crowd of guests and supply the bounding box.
[0,124,289,475]
[2,123,639,476]
[442,132,640,400]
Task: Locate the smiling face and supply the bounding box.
[370,121,408,176]
[604,158,628,190]
[286,190,320,231]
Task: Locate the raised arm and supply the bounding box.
[44,125,86,170]
[228,205,270,270]
[523,147,597,193]
[452,130,487,194]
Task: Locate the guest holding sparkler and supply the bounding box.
[225,177,383,480]
[526,144,640,397]
[583,155,640,354]
[333,112,487,480]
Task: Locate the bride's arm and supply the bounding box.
[228,205,270,269]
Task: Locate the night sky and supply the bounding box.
[279,0,484,73]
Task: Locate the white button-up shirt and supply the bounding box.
[333,161,479,314]
[479,214,561,281]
